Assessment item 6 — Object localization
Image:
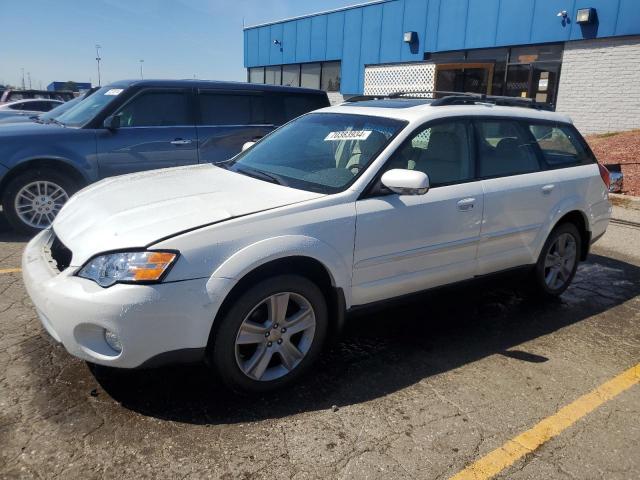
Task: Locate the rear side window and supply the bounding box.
[266,93,328,125]
[117,90,190,127]
[198,92,265,125]
[475,120,540,178]
[528,123,593,166]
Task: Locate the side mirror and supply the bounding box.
[103,114,121,130]
[381,169,430,195]
[242,141,256,152]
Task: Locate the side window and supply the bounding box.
[198,93,265,126]
[529,123,591,166]
[475,120,540,177]
[116,90,190,127]
[386,121,473,186]
[8,103,25,110]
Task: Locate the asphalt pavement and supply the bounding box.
[1,207,639,479]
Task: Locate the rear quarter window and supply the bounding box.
[528,122,594,167]
[266,93,329,125]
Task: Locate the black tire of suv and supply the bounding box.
[529,222,582,298]
[2,168,78,236]
[209,275,328,394]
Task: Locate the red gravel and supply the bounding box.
[585,130,640,196]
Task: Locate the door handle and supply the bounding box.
[457,198,476,211]
[170,139,192,145]
[541,184,555,195]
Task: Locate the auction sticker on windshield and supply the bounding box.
[325,130,372,141]
[105,89,124,96]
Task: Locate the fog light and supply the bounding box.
[104,329,122,353]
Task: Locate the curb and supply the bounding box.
[610,193,640,211]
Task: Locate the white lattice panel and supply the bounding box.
[364,63,436,96]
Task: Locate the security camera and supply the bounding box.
[557,10,568,17]
[273,39,282,46]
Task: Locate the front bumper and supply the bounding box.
[22,230,226,368]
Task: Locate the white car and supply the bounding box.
[22,94,612,393]
[0,98,64,119]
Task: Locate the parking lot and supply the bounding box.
[1,204,639,480]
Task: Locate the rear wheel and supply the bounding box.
[2,168,77,235]
[530,223,581,297]
[210,275,328,394]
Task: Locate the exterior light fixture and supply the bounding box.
[576,8,596,24]
[403,31,417,44]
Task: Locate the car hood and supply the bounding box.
[53,164,325,265]
[0,120,63,135]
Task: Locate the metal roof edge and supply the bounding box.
[243,0,388,30]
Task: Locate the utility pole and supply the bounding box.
[139,59,144,79]
[27,72,32,89]
[95,44,102,86]
[21,68,25,89]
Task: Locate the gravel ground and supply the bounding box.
[1,212,639,480]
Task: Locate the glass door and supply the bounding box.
[435,63,495,96]
[530,62,561,107]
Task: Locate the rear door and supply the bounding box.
[474,118,557,274]
[96,88,198,177]
[195,90,273,164]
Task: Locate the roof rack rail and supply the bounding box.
[344,90,552,110]
[430,92,552,110]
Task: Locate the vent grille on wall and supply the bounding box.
[364,63,436,96]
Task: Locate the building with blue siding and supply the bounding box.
[244,0,640,134]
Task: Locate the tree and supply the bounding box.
[61,81,77,92]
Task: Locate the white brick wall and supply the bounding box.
[556,36,640,134]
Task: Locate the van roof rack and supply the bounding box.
[345,91,552,110]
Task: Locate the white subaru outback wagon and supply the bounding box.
[23,93,612,393]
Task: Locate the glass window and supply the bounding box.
[248,67,264,84]
[386,121,473,186]
[228,113,406,193]
[7,102,25,110]
[116,90,190,127]
[265,94,329,125]
[475,120,540,177]
[198,93,264,125]
[510,44,563,64]
[505,64,531,98]
[56,86,124,127]
[529,123,591,166]
[265,66,282,85]
[301,63,321,89]
[282,64,300,87]
[321,62,341,92]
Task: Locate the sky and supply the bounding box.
[0,0,372,88]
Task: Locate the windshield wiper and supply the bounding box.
[47,118,65,127]
[235,166,287,186]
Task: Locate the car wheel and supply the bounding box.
[531,223,581,297]
[210,274,328,394]
[2,168,77,235]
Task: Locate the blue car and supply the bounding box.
[0,80,329,233]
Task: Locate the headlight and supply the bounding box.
[77,251,178,287]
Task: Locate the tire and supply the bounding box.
[530,223,582,297]
[210,274,328,394]
[1,168,78,235]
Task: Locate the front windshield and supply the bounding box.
[55,86,123,127]
[229,113,406,193]
[39,96,82,121]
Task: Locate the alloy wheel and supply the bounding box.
[235,292,316,382]
[544,232,577,290]
[14,180,68,229]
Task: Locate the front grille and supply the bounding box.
[50,234,72,272]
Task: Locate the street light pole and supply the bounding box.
[95,44,102,86]
[27,72,32,89]
[21,68,25,90]
[139,59,144,79]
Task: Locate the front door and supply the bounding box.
[352,119,483,305]
[96,88,198,178]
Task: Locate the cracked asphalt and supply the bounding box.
[1,207,639,480]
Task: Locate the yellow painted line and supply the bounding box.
[0,268,21,274]
[450,362,640,480]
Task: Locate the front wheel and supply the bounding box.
[2,168,77,235]
[210,275,328,394]
[530,223,581,297]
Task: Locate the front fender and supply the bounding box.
[208,234,352,305]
